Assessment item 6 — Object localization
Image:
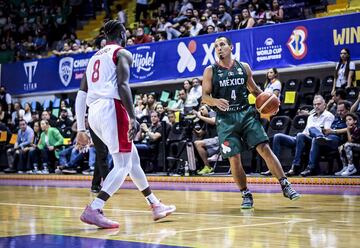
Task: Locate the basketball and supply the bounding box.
[255,92,280,115]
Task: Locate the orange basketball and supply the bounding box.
[255,92,280,115]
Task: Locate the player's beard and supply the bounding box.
[219,54,224,60]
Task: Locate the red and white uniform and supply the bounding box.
[85,44,131,154]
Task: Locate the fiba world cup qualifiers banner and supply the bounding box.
[2,13,359,95]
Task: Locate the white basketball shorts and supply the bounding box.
[88,98,132,154]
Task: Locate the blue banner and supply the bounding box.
[2,13,359,95]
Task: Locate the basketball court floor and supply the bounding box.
[0,175,359,247]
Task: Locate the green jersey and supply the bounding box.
[211,60,249,112]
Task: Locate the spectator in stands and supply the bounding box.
[0,86,12,116]
[60,100,73,120]
[183,80,192,95]
[135,111,163,172]
[134,26,153,44]
[52,42,72,56]
[10,102,25,127]
[57,136,96,174]
[116,4,126,25]
[327,89,347,115]
[269,0,284,23]
[255,2,269,26]
[218,4,232,26]
[273,95,334,176]
[239,8,255,29]
[5,119,34,173]
[167,111,177,126]
[263,68,281,96]
[28,111,40,129]
[232,14,241,29]
[37,119,64,174]
[135,95,145,119]
[198,16,209,35]
[26,120,41,174]
[0,103,6,123]
[189,78,202,100]
[301,100,350,177]
[41,109,57,127]
[332,48,355,95]
[167,89,186,114]
[56,109,73,138]
[206,25,215,34]
[155,103,169,123]
[136,0,149,22]
[23,102,32,123]
[143,93,157,116]
[193,105,219,175]
[157,16,181,40]
[350,92,360,113]
[189,16,203,37]
[337,113,360,176]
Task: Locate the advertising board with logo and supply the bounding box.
[2,13,359,95]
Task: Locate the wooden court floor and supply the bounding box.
[0,184,359,247]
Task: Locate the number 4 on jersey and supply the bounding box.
[231,90,236,100]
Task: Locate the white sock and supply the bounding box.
[90,197,105,210]
[145,193,160,205]
[348,164,355,170]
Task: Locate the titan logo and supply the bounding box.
[23,61,38,83]
[287,26,308,60]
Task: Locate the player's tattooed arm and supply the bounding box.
[243,62,263,97]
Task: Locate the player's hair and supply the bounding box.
[104,20,126,42]
[215,36,232,46]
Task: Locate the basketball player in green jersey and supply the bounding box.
[202,36,300,208]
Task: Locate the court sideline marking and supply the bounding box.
[0,202,315,222]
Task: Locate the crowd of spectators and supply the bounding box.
[1,0,325,63]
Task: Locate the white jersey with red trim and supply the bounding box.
[86,44,123,106]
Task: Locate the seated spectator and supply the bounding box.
[189,16,203,37]
[143,92,157,116]
[60,100,73,120]
[301,100,350,177]
[239,8,255,29]
[134,27,153,44]
[272,95,334,176]
[157,16,181,40]
[134,95,145,119]
[189,78,202,101]
[206,24,216,34]
[37,120,64,174]
[25,121,41,174]
[10,102,25,127]
[28,111,40,129]
[22,102,32,123]
[135,111,163,172]
[0,86,12,116]
[5,119,34,173]
[167,89,186,114]
[218,4,232,26]
[56,138,96,174]
[337,113,360,176]
[269,0,284,23]
[0,103,6,123]
[41,109,57,127]
[193,105,219,175]
[327,89,346,115]
[155,103,169,123]
[56,108,73,138]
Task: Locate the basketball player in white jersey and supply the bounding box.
[75,20,176,228]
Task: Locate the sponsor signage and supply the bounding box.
[2,13,359,95]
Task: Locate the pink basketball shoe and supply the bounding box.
[151,202,176,221]
[80,205,119,229]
